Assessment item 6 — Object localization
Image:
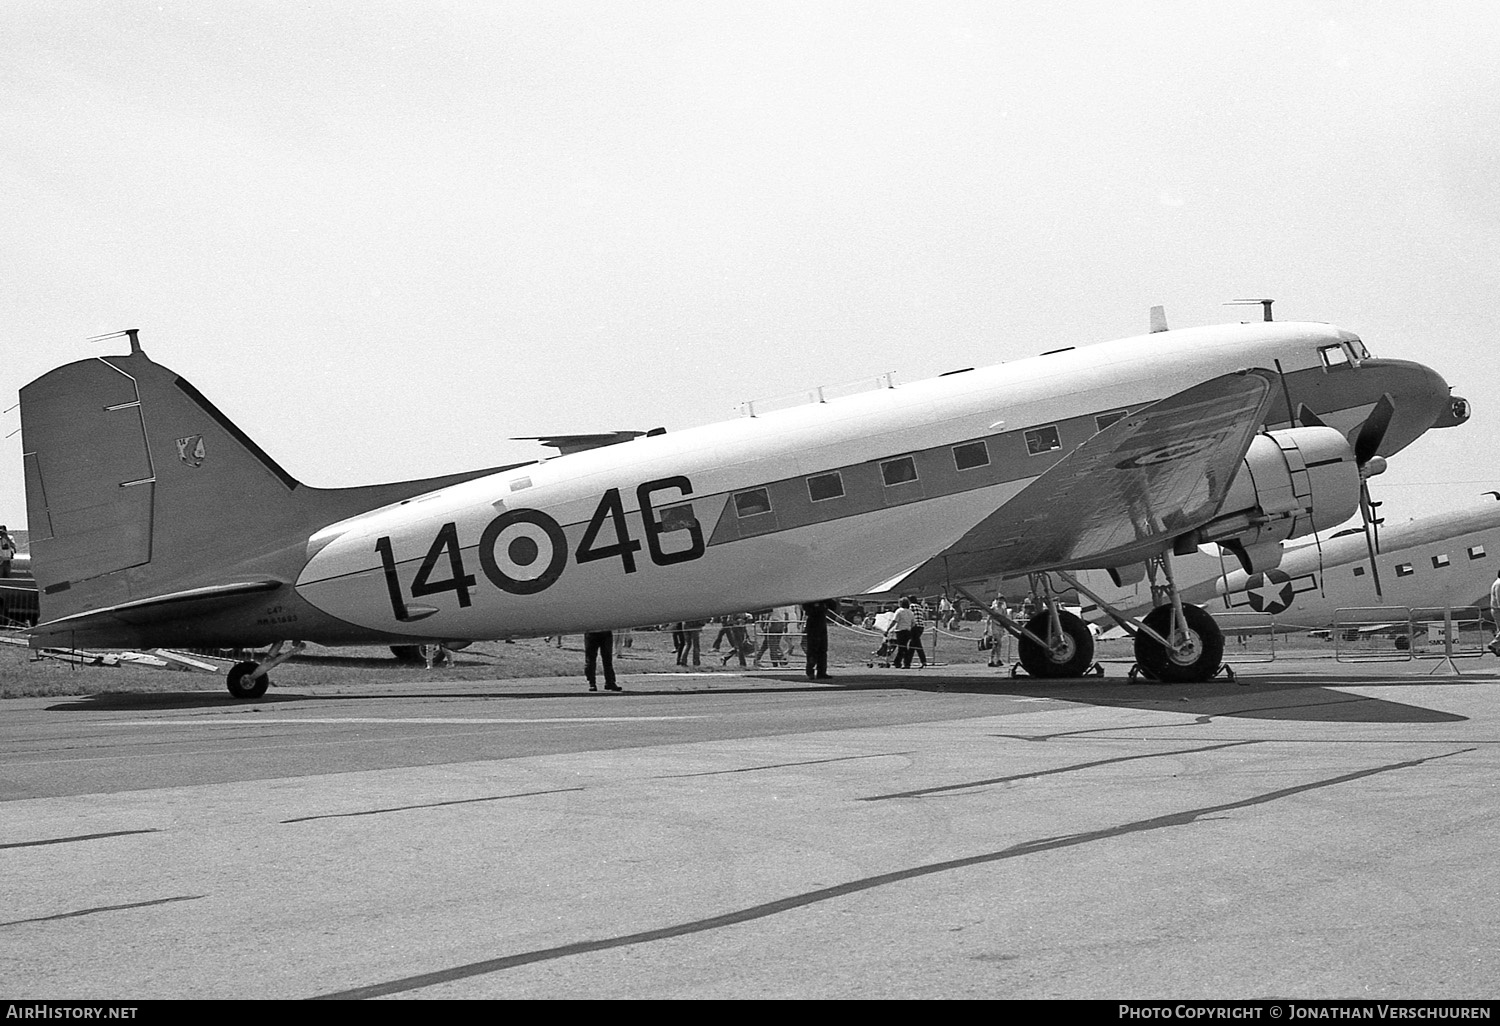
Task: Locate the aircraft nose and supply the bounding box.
[1431,394,1471,430]
[1357,359,1462,457]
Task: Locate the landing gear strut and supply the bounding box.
[963,574,1098,679]
[226,640,305,699]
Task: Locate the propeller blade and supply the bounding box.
[1360,480,1384,598]
[1353,394,1396,466]
[1295,403,1326,429]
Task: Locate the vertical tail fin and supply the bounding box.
[20,340,525,637]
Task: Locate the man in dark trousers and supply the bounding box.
[803,599,832,680]
[584,630,623,691]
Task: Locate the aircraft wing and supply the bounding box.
[897,369,1279,592]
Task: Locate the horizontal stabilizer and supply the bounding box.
[514,430,663,455]
[29,580,282,641]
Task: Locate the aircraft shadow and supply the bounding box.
[45,670,1470,724]
[744,669,1470,724]
[42,682,847,711]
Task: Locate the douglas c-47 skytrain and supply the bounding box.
[18,313,1469,696]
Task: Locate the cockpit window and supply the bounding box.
[1318,344,1350,370]
[1349,338,1370,361]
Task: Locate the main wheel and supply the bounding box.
[1017,611,1096,678]
[1133,604,1224,683]
[227,661,269,699]
[390,645,423,664]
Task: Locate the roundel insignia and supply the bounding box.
[1244,568,1295,614]
[479,508,568,595]
[1114,437,1215,469]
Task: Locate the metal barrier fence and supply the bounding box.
[1409,607,1486,660]
[1214,612,1302,663]
[1332,606,1486,663]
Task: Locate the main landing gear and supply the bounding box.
[226,640,305,699]
[964,574,1102,680]
[1131,603,1225,683]
[961,549,1232,685]
[1058,551,1229,685]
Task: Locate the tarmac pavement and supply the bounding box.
[2,657,1497,999]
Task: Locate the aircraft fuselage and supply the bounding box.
[291,321,1457,641]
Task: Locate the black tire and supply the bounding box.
[227,661,269,699]
[390,645,423,664]
[1017,611,1096,678]
[1133,604,1224,683]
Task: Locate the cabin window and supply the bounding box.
[807,472,844,502]
[1353,566,1366,577]
[1024,425,1061,455]
[1319,344,1350,369]
[1432,554,1450,568]
[1469,545,1486,560]
[952,441,990,471]
[734,488,772,518]
[881,456,918,486]
[659,505,697,533]
[1095,410,1128,432]
[509,477,532,492]
[1395,562,1414,578]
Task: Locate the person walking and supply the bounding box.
[721,613,750,666]
[681,619,704,666]
[986,595,1011,666]
[1489,572,1500,654]
[908,602,929,668]
[753,608,785,667]
[886,598,915,668]
[585,630,623,691]
[0,526,14,579]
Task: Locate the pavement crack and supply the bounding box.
[659,752,912,779]
[0,828,160,849]
[281,786,585,823]
[2,894,204,927]
[859,741,1255,801]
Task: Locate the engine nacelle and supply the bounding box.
[1181,427,1362,574]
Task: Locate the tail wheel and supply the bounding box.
[1133,604,1224,683]
[390,645,423,664]
[1017,611,1096,678]
[227,661,269,699]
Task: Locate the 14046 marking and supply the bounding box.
[373,475,705,620]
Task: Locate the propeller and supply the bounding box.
[1298,397,1393,597]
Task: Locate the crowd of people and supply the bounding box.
[579,601,839,690]
[466,590,1022,693]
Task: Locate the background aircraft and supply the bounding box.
[1066,496,1500,637]
[19,317,1465,696]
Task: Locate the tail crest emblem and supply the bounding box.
[176,434,206,468]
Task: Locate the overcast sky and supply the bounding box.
[4,1,1499,536]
